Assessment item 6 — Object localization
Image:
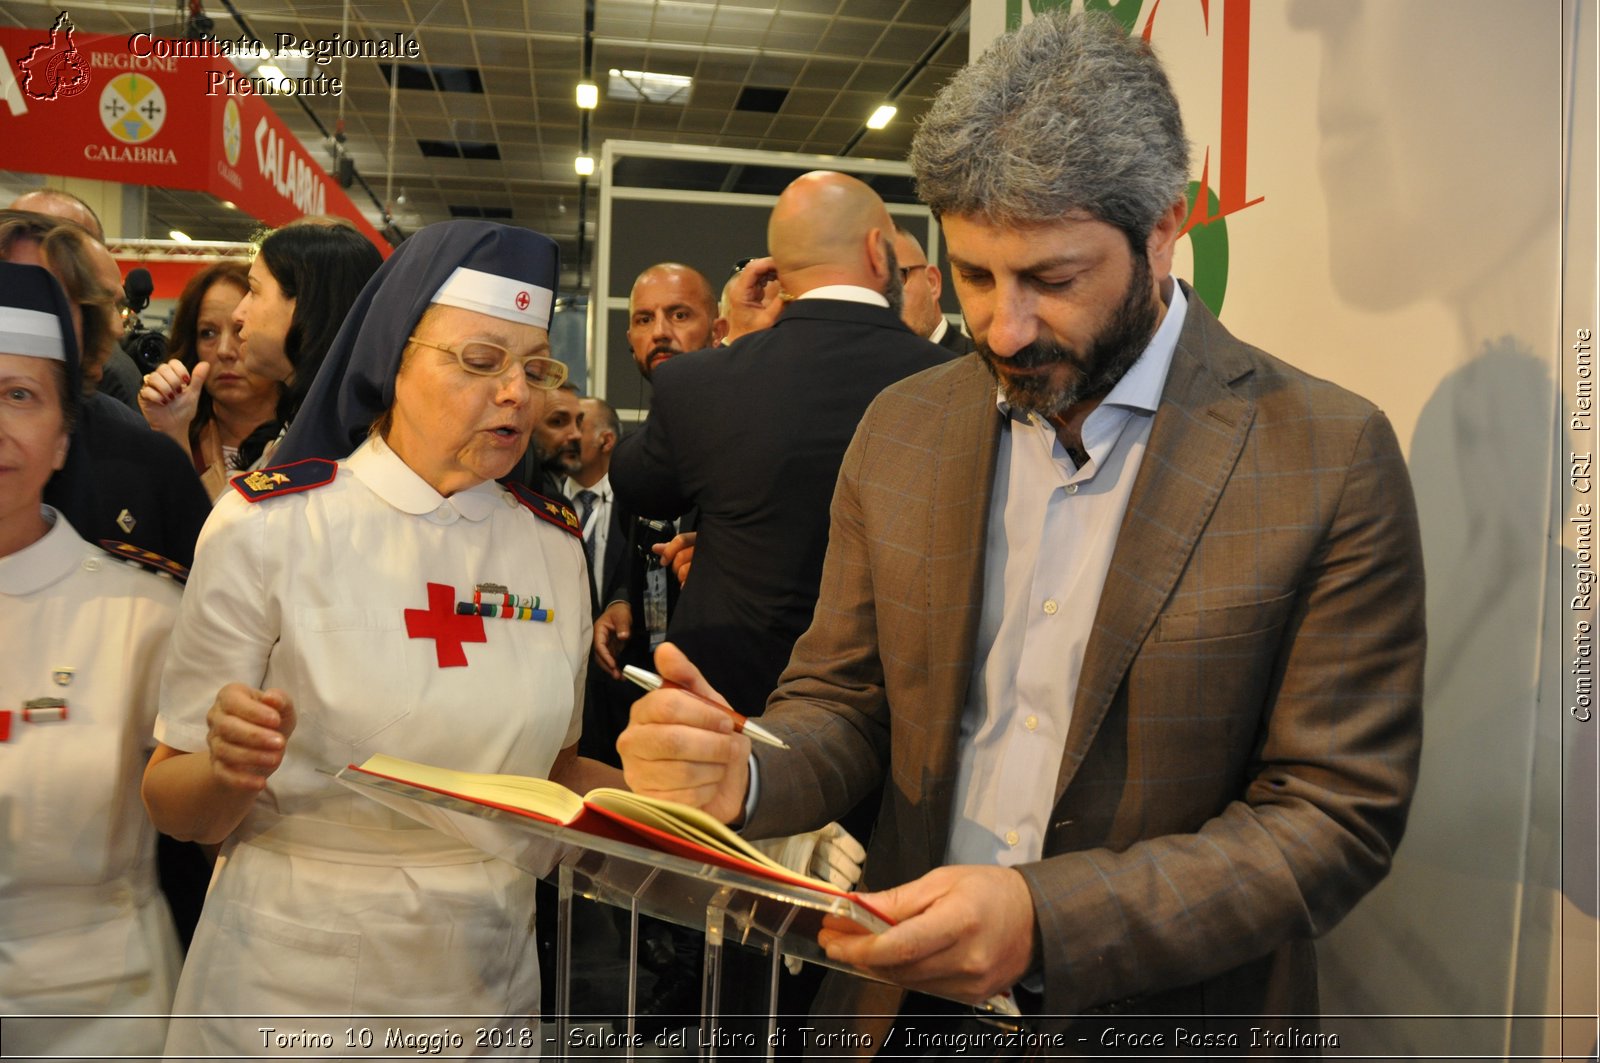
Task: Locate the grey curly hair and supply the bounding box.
[908,11,1190,246]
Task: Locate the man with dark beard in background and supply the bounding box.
[508,381,580,511]
[626,263,724,379]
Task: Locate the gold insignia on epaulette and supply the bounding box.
[97,539,190,582]
[242,470,291,492]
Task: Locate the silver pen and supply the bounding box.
[622,665,790,750]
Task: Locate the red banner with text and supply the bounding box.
[0,20,389,251]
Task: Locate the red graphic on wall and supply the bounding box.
[17,11,89,101]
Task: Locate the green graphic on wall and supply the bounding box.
[1000,0,1256,317]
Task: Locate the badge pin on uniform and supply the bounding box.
[52,667,74,687]
[460,582,553,623]
[22,697,68,722]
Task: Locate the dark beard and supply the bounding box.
[538,440,581,478]
[881,238,905,318]
[543,449,580,478]
[975,252,1158,417]
[642,345,678,378]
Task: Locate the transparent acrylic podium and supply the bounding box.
[335,767,890,1060]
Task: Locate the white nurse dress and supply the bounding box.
[0,509,184,1057]
[156,436,589,1056]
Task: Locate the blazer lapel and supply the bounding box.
[918,357,1001,861]
[1054,293,1255,804]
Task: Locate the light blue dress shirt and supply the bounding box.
[945,281,1188,869]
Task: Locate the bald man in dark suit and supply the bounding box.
[611,172,947,722]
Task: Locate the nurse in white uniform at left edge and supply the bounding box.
[0,262,184,1056]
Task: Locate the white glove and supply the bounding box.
[752,821,866,891]
[752,822,868,975]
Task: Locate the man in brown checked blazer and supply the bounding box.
[619,11,1424,1053]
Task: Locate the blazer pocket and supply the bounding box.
[1154,590,1297,643]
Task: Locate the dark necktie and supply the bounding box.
[575,489,598,578]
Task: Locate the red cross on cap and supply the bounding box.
[515,290,531,311]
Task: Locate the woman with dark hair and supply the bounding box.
[0,262,184,1057]
[233,222,382,468]
[138,262,279,499]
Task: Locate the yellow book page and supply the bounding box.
[582,788,830,889]
[358,754,586,824]
[356,759,836,893]
[587,792,759,862]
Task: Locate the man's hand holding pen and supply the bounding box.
[615,643,1032,1015]
[622,664,787,749]
[617,642,753,826]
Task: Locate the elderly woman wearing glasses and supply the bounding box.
[142,222,621,1054]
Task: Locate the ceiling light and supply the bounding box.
[576,80,598,110]
[256,63,287,87]
[232,48,307,79]
[866,104,897,130]
[574,154,595,177]
[169,229,192,243]
[606,68,693,105]
[219,200,237,210]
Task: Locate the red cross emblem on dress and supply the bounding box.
[405,582,486,667]
[515,290,531,311]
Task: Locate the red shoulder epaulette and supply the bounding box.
[506,482,582,539]
[230,459,338,503]
[98,539,189,583]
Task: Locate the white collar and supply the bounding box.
[795,285,889,308]
[929,317,950,344]
[565,473,611,502]
[347,435,504,523]
[0,507,84,595]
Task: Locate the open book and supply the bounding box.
[350,753,881,912]
[345,755,1023,1017]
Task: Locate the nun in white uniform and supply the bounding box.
[0,262,184,1056]
[142,222,623,1055]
